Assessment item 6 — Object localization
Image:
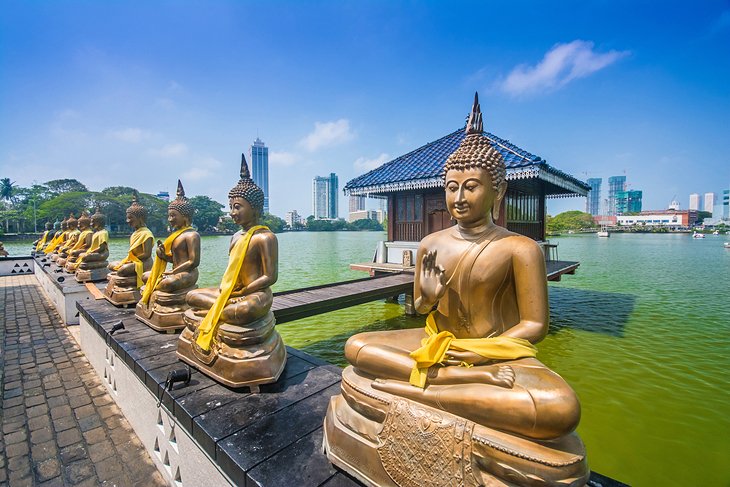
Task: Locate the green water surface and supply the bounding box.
[8,231,730,486]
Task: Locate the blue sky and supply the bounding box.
[1,1,729,218]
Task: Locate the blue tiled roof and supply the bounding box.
[344,128,590,196]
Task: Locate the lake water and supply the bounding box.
[7,231,730,486]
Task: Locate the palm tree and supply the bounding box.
[0,178,16,232]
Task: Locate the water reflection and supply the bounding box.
[548,287,635,337]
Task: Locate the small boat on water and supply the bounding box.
[724,242,730,248]
[692,232,705,239]
[597,225,609,238]
[713,230,720,235]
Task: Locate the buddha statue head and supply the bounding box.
[54,219,62,231]
[91,206,106,231]
[78,211,92,230]
[60,218,68,231]
[66,213,78,230]
[168,180,195,230]
[45,221,53,231]
[228,154,265,228]
[125,191,148,230]
[442,92,507,223]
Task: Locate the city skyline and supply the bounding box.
[1,2,729,218]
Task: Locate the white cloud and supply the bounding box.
[154,97,176,110]
[181,157,222,181]
[299,119,355,152]
[354,153,390,171]
[499,40,629,96]
[148,143,188,158]
[269,151,300,167]
[107,128,151,143]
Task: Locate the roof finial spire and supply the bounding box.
[240,153,251,179]
[176,179,185,198]
[466,91,483,135]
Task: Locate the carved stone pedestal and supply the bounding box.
[75,267,110,283]
[323,367,590,487]
[135,286,196,332]
[103,273,141,307]
[176,310,287,389]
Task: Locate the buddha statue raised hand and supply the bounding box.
[75,207,110,282]
[64,211,94,272]
[104,193,155,306]
[135,180,200,332]
[177,155,286,388]
[324,94,589,487]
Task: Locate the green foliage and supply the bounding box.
[547,210,597,232]
[261,213,287,233]
[190,196,225,231]
[350,218,384,231]
[305,217,383,232]
[37,191,93,221]
[101,186,138,197]
[696,210,712,224]
[44,179,88,194]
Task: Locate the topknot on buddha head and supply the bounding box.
[228,154,264,217]
[443,92,506,191]
[66,213,78,228]
[168,180,195,219]
[91,206,106,227]
[126,191,148,220]
[78,211,91,228]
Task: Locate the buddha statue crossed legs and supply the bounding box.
[75,207,110,282]
[177,155,286,389]
[104,193,155,306]
[324,94,588,487]
[135,181,200,331]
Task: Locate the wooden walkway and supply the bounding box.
[271,260,580,323]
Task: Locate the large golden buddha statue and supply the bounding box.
[75,207,110,282]
[104,193,154,306]
[43,219,67,255]
[324,94,588,487]
[54,213,81,264]
[177,155,285,389]
[64,211,94,272]
[135,180,200,332]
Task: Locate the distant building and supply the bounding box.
[250,138,269,214]
[586,178,602,215]
[616,190,642,214]
[616,209,697,228]
[285,210,301,228]
[607,176,626,216]
[348,209,379,223]
[349,195,366,212]
[724,189,730,220]
[668,199,681,211]
[156,191,170,202]
[704,192,716,215]
[312,173,338,219]
[689,193,700,211]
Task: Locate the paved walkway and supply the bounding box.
[0,275,166,487]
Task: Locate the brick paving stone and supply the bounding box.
[1,275,166,487]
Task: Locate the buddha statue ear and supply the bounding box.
[492,181,508,221]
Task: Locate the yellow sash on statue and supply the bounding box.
[60,229,81,252]
[408,312,538,388]
[113,227,154,287]
[79,230,109,262]
[195,225,268,352]
[35,231,51,251]
[140,226,192,305]
[70,230,93,252]
[44,231,67,254]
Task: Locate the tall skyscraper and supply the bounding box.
[616,190,643,214]
[349,195,366,213]
[585,178,602,215]
[312,173,339,219]
[704,192,716,215]
[607,175,626,216]
[723,189,730,220]
[250,137,269,214]
[689,193,700,211]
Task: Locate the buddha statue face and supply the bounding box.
[229,197,257,228]
[126,211,142,230]
[167,208,190,231]
[445,167,506,226]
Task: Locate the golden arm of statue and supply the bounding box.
[155,240,172,262]
[133,237,154,261]
[165,232,201,275]
[228,232,279,298]
[413,244,446,314]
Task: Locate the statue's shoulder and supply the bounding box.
[497,230,543,260]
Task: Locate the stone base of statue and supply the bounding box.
[103,274,141,307]
[176,309,287,389]
[64,259,81,273]
[323,367,589,487]
[135,286,196,332]
[76,267,110,283]
[56,256,68,266]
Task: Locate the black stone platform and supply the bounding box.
[34,255,94,325]
[77,299,628,487]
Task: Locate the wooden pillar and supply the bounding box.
[387,196,395,241]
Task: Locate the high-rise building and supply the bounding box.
[285,210,301,228]
[349,195,366,213]
[312,173,338,219]
[250,137,269,214]
[704,192,716,215]
[615,190,643,214]
[723,189,730,220]
[585,178,602,215]
[689,193,700,211]
[607,176,626,216]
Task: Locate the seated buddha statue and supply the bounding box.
[177,155,286,389]
[0,242,8,258]
[64,211,94,272]
[324,94,589,487]
[104,193,154,306]
[75,207,110,282]
[135,180,200,332]
[54,214,80,264]
[43,219,66,256]
[33,221,54,255]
